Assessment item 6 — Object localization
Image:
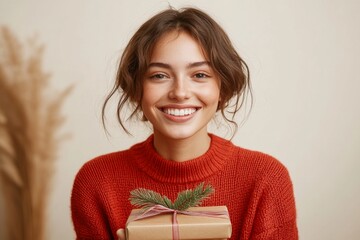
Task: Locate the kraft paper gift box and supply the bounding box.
[125,205,232,240]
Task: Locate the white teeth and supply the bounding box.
[163,108,196,116]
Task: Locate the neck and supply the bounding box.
[153,131,211,162]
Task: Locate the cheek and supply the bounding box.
[199,84,221,104]
[141,83,162,110]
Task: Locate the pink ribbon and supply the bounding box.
[129,205,229,240]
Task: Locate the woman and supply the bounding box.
[71,7,298,240]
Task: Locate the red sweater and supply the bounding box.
[71,134,298,239]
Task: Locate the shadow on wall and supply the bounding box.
[0,27,72,240]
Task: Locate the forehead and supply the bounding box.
[149,30,208,62]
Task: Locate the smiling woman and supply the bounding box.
[71,7,298,240]
[141,31,221,158]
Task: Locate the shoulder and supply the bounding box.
[78,150,126,174]
[72,150,124,191]
[73,137,151,184]
[229,143,291,183]
[210,134,291,182]
[246,147,287,171]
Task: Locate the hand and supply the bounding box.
[116,228,126,240]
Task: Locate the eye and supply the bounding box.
[194,73,210,78]
[149,73,168,79]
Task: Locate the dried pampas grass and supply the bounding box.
[0,27,72,240]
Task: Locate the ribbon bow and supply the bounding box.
[129,204,229,240]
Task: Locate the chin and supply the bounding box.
[165,132,195,140]
[161,127,206,141]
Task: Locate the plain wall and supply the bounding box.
[0,0,359,239]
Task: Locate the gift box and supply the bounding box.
[125,205,232,240]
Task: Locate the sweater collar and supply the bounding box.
[131,134,234,184]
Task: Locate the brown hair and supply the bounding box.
[102,7,252,135]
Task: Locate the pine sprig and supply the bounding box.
[129,188,174,209]
[173,182,214,210]
[129,182,214,211]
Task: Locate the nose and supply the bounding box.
[168,78,191,100]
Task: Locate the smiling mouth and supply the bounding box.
[161,108,198,117]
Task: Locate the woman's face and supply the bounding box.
[141,31,220,142]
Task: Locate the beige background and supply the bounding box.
[1,0,359,239]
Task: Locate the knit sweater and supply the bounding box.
[71,134,298,240]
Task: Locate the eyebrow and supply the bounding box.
[148,61,211,69]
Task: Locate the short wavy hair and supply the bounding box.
[102,7,252,135]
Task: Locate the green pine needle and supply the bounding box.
[129,188,174,209]
[173,182,214,210]
[129,182,214,211]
